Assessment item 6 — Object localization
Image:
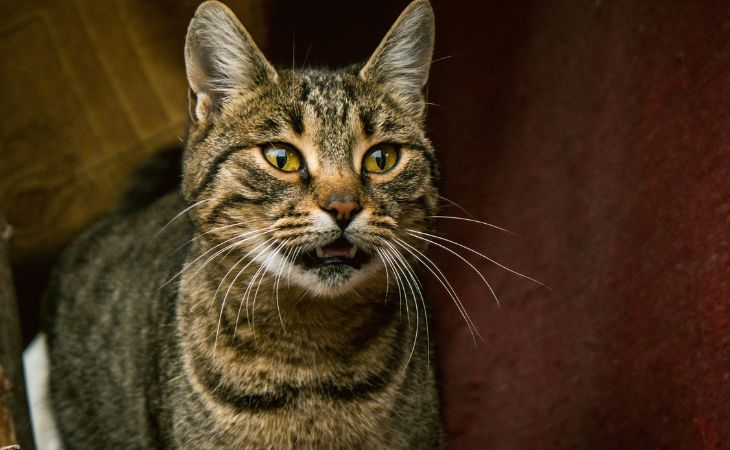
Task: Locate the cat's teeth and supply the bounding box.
[316,247,325,258]
[348,245,358,259]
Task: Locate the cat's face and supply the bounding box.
[182,1,437,297]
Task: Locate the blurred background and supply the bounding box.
[1,0,728,448]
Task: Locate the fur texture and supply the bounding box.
[46,1,443,448]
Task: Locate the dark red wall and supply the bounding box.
[268,1,730,448]
[428,1,730,448]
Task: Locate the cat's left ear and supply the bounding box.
[360,0,435,118]
[185,1,276,122]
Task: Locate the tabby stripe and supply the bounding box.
[285,210,305,217]
[287,106,305,135]
[346,302,398,354]
[210,382,292,411]
[359,108,375,136]
[411,143,439,182]
[205,193,266,224]
[193,365,397,413]
[190,145,249,200]
[275,222,311,230]
[191,319,407,413]
[370,220,396,230]
[299,78,311,102]
[219,302,398,361]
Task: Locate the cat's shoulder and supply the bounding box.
[45,190,189,318]
[49,191,192,287]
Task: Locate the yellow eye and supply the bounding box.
[263,143,302,172]
[363,144,399,173]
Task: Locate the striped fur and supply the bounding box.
[46,1,443,448]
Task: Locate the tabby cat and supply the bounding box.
[45,1,443,448]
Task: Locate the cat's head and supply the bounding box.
[182,0,438,297]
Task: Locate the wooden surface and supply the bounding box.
[0,0,266,264]
[1,367,18,448]
[0,0,266,341]
[0,220,34,449]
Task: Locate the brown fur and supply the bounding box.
[46,1,443,448]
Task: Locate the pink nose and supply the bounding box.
[326,200,361,228]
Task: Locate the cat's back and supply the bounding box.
[45,191,191,448]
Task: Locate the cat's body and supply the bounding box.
[47,192,439,449]
[46,1,443,448]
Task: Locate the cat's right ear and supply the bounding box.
[185,1,276,122]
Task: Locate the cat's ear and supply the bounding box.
[185,1,276,122]
[360,0,435,117]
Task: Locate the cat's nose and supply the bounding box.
[325,197,362,229]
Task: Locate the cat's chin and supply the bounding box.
[290,257,384,299]
[280,236,382,297]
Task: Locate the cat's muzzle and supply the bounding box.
[300,237,371,270]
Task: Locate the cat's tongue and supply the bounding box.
[316,238,357,259]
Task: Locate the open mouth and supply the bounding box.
[300,237,371,270]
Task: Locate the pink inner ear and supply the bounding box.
[195,92,212,121]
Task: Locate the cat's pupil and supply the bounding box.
[374,150,385,170]
[275,149,287,168]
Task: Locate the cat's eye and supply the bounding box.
[263,143,302,172]
[362,144,399,173]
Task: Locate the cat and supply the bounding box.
[44,0,443,448]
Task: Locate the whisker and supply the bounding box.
[406,232,501,308]
[390,247,415,328]
[389,240,430,366]
[236,240,279,336]
[210,249,254,315]
[379,246,390,303]
[241,253,270,331]
[285,246,302,288]
[161,234,246,288]
[437,195,474,219]
[394,238,483,344]
[301,43,312,69]
[250,242,285,335]
[272,240,293,329]
[429,215,518,236]
[187,228,276,283]
[430,54,454,65]
[381,241,428,371]
[373,248,391,304]
[212,242,241,271]
[213,237,276,317]
[377,247,406,320]
[388,250,411,328]
[215,238,277,349]
[409,229,550,291]
[382,245,415,331]
[171,221,272,255]
[156,199,210,236]
[161,225,277,287]
[210,235,274,300]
